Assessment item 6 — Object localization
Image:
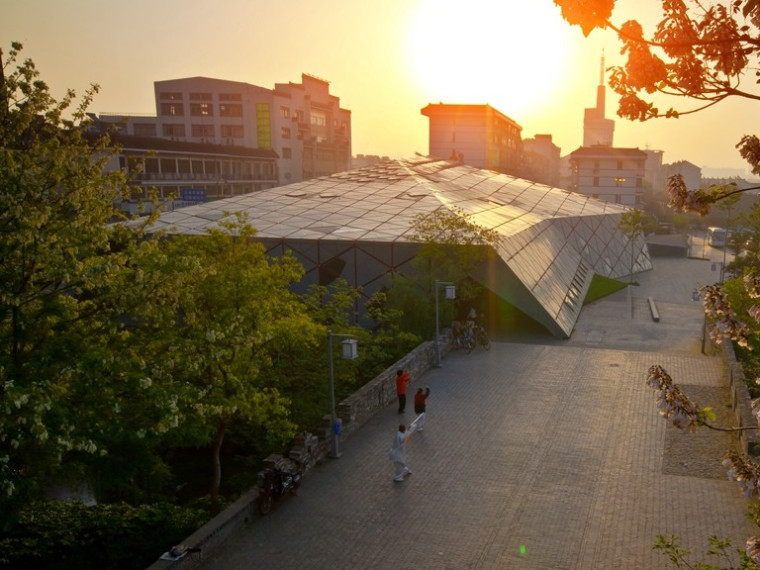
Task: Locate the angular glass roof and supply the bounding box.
[144,157,650,338]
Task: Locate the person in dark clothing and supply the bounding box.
[396,369,410,413]
[413,386,430,431]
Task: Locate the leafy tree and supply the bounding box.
[149,214,323,514]
[0,42,177,518]
[728,198,760,278]
[618,208,656,284]
[554,0,760,198]
[409,206,500,321]
[0,500,208,570]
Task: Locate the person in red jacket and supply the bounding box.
[413,386,431,431]
[395,369,410,413]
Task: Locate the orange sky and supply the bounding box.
[2,0,757,176]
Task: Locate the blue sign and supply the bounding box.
[180,188,207,202]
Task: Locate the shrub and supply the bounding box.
[0,500,208,570]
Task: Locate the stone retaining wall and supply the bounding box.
[145,335,447,570]
[719,339,760,457]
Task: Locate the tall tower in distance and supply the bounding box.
[583,54,615,147]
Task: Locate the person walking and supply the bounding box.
[395,369,410,413]
[389,424,412,482]
[413,386,430,431]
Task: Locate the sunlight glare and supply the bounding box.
[406,0,580,120]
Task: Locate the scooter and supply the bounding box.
[258,464,302,515]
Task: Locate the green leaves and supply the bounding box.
[0,43,157,506]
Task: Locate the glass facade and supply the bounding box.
[144,157,651,338]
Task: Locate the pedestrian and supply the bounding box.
[413,386,431,431]
[389,424,412,482]
[395,369,410,413]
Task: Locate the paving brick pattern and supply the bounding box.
[198,256,756,569]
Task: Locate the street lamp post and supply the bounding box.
[327,330,358,459]
[721,204,733,283]
[434,281,456,367]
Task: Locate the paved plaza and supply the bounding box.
[199,254,757,569]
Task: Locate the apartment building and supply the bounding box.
[95,133,279,212]
[662,160,702,191]
[568,146,647,206]
[421,103,523,176]
[522,134,561,186]
[96,73,351,187]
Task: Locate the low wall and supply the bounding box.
[146,335,448,570]
[719,339,760,457]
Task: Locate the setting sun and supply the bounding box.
[405,0,581,120]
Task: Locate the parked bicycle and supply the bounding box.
[450,320,486,354]
[462,324,476,354]
[258,461,302,515]
[476,325,491,350]
[450,321,465,351]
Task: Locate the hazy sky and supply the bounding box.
[2,0,757,175]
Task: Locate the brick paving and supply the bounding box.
[198,254,756,569]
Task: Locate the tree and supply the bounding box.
[409,206,500,322]
[554,0,760,180]
[727,197,760,278]
[150,214,323,514]
[618,208,655,284]
[0,42,175,517]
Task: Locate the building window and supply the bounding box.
[191,124,215,137]
[451,132,456,143]
[160,103,184,116]
[189,92,212,101]
[145,158,159,173]
[178,160,191,174]
[310,110,327,127]
[593,176,599,186]
[280,106,290,119]
[219,104,243,117]
[221,124,244,138]
[160,158,177,174]
[281,127,291,139]
[282,147,292,159]
[256,103,272,149]
[295,110,304,123]
[159,92,183,101]
[617,160,623,169]
[219,93,242,101]
[190,103,213,116]
[133,123,157,137]
[162,124,186,137]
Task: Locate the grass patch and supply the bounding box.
[583,274,628,305]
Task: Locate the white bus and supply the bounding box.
[707,226,728,248]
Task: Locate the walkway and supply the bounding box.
[198,256,755,569]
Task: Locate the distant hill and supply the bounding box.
[701,166,760,182]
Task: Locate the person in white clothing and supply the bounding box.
[389,424,412,482]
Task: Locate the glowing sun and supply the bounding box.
[405,0,580,120]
